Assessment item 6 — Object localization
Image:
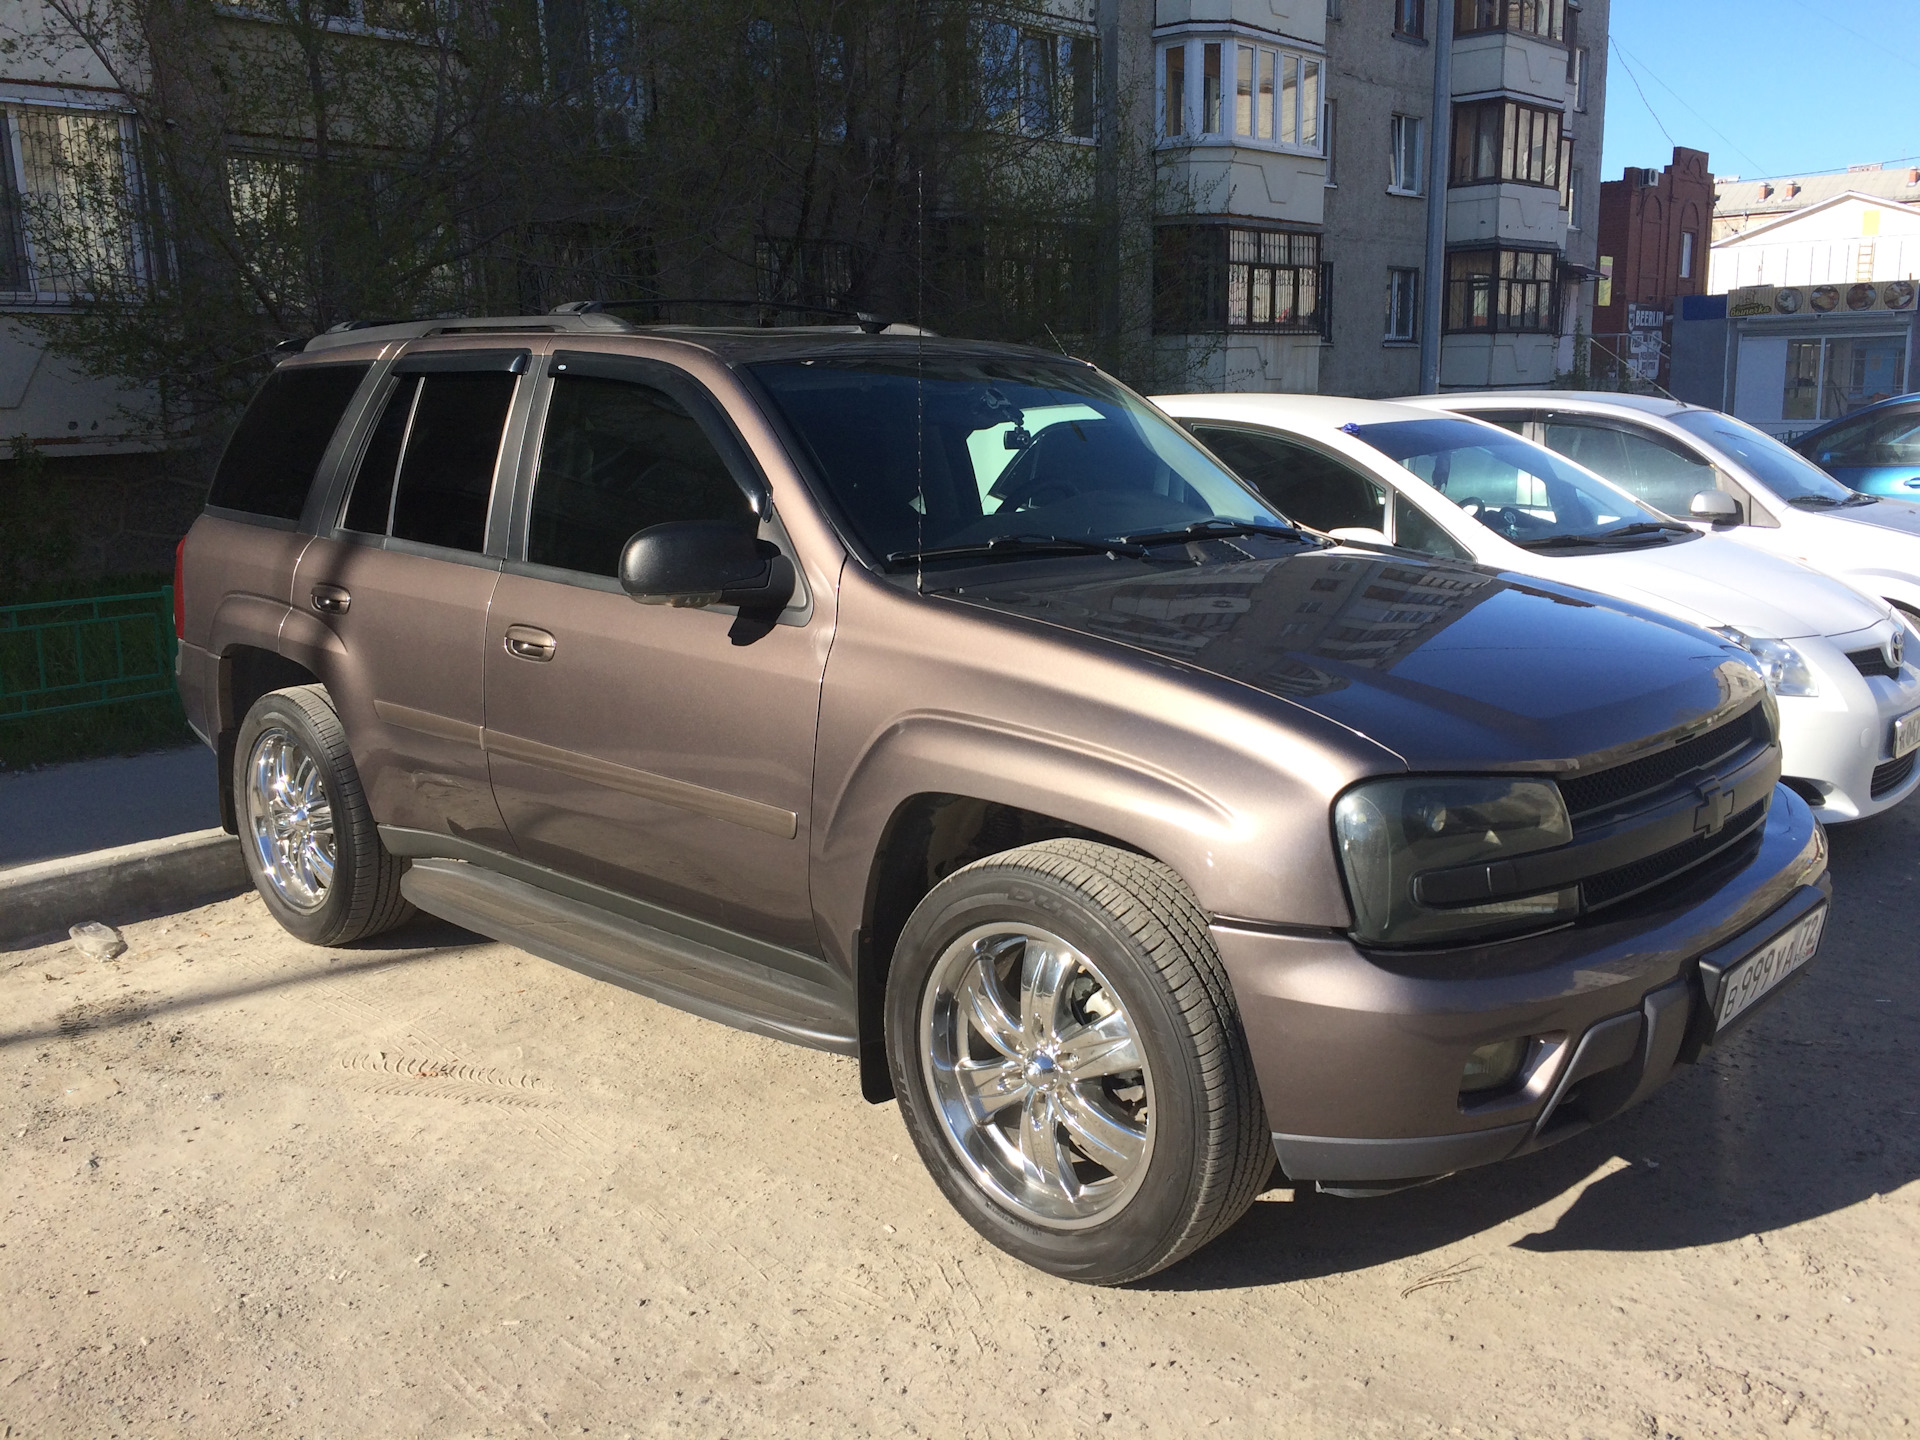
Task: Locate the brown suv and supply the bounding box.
[175,312,1831,1284]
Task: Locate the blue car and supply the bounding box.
[1794,393,1920,498]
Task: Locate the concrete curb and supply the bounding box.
[0,828,249,948]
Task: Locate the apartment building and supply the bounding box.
[1139,0,1608,396]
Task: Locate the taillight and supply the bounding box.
[173,535,187,640]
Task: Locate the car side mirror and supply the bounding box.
[1689,490,1742,525]
[619,521,795,613]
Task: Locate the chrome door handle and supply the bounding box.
[504,624,558,662]
[310,584,351,614]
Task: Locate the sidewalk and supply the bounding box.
[0,745,220,872]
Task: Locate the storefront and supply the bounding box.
[1670,281,1918,439]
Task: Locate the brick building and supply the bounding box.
[1592,145,1712,387]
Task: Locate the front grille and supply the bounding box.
[1558,705,1771,820]
[1582,800,1767,910]
[1872,751,1917,799]
[1848,646,1900,680]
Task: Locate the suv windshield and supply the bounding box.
[749,354,1290,564]
[1351,417,1685,550]
[1670,409,1869,506]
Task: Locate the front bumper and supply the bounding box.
[1213,787,1829,1187]
[1778,636,1920,822]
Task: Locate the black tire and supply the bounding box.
[885,838,1270,1285]
[233,684,412,946]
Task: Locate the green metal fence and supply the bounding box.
[0,588,178,720]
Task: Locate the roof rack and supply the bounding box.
[553,297,918,335]
[292,310,637,354]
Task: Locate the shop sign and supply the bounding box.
[1727,281,1917,318]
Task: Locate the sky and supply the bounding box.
[1600,0,1920,182]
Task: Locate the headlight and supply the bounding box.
[1713,627,1818,698]
[1333,776,1576,947]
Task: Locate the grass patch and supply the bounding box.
[0,693,197,772]
[1,572,196,771]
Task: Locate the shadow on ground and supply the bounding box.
[1150,795,1920,1291]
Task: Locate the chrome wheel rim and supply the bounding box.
[921,924,1155,1229]
[243,726,335,912]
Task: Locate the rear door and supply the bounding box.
[1537,411,1723,519]
[482,350,826,951]
[290,348,529,849]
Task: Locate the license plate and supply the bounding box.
[1895,707,1920,760]
[1714,905,1826,1034]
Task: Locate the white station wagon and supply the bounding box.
[1157,393,1920,823]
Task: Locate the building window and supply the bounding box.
[1154,225,1323,334]
[984,23,1096,138]
[0,105,153,302]
[1159,38,1320,151]
[1389,115,1423,194]
[1572,47,1590,111]
[1568,164,1584,228]
[1445,249,1558,332]
[1450,98,1563,188]
[1324,97,1338,183]
[1394,0,1425,37]
[1679,230,1696,280]
[1386,268,1420,341]
[1453,0,1566,40]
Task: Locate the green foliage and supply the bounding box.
[0,435,77,601]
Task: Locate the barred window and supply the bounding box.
[1445,249,1558,333]
[1454,0,1565,40]
[1450,98,1563,188]
[1154,225,1323,334]
[0,105,153,301]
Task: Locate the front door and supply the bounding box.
[482,352,827,952]
[291,350,527,849]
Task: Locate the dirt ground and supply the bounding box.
[3,801,1916,1439]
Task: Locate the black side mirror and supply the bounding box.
[619,521,796,613]
[1689,489,1742,525]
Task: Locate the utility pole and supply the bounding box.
[1418,0,1453,393]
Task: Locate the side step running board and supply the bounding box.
[400,858,858,1056]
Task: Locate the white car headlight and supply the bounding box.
[1713,627,1819,698]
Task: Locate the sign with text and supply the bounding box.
[1727,282,1917,318]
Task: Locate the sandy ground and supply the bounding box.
[2,801,1916,1439]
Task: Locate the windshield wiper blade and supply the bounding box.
[1788,494,1842,508]
[1842,493,1880,506]
[886,533,1148,567]
[1513,522,1686,549]
[1115,518,1314,546]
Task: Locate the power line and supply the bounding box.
[1607,39,1674,152]
[1609,37,1772,178]
[1779,0,1920,75]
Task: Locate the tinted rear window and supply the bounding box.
[207,364,370,520]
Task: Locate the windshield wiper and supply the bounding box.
[1787,494,1841,508]
[1115,518,1315,546]
[1842,493,1880,506]
[1513,522,1689,550]
[886,533,1149,567]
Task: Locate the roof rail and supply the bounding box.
[554,296,899,334]
[292,310,637,354]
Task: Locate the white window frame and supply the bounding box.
[1679,230,1696,280]
[1388,114,1423,195]
[1156,29,1324,156]
[0,101,150,307]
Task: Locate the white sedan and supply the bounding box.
[1395,390,1920,628]
[1156,392,1920,823]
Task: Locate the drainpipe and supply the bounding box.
[1418,0,1454,393]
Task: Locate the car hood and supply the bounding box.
[1829,496,1920,541]
[946,548,1764,772]
[1517,532,1883,640]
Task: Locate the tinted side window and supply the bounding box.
[1191,425,1387,532]
[1392,492,1471,561]
[388,372,516,553]
[341,376,417,535]
[1469,410,1531,435]
[1542,417,1714,516]
[528,374,754,577]
[207,363,370,519]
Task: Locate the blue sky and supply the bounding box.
[1600,0,1920,182]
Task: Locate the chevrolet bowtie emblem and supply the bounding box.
[1694,777,1735,837]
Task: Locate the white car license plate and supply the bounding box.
[1895,707,1920,760]
[1715,906,1826,1034]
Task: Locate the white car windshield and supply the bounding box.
[1350,417,1692,551]
[1670,410,1877,508]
